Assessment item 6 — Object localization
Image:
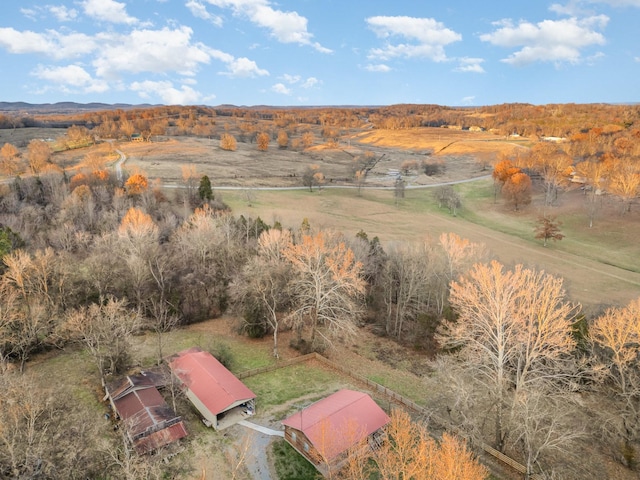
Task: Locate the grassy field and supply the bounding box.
[220,180,640,315]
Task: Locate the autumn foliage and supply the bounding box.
[343,410,488,480]
[220,133,237,151]
[125,173,149,196]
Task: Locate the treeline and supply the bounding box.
[3,101,639,139]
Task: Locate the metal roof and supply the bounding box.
[168,347,256,416]
[106,373,187,453]
[281,389,390,461]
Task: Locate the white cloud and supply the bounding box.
[366,16,461,62]
[281,73,301,84]
[20,8,38,21]
[455,57,485,73]
[92,26,211,78]
[130,80,204,104]
[480,16,608,66]
[203,0,331,52]
[186,0,223,27]
[271,83,291,95]
[461,96,476,105]
[0,28,96,59]
[221,57,269,77]
[365,63,391,72]
[49,5,78,22]
[32,64,109,93]
[81,0,138,25]
[301,77,318,88]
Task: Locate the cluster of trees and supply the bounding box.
[337,410,488,480]
[3,101,639,141]
[492,126,640,224]
[1,158,639,476]
[424,260,640,477]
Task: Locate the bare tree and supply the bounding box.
[575,158,611,228]
[1,248,63,372]
[232,229,293,357]
[510,390,585,478]
[283,231,366,350]
[302,164,325,192]
[0,373,105,478]
[529,143,573,206]
[590,297,640,467]
[381,241,434,338]
[438,261,578,451]
[64,296,141,384]
[117,207,160,311]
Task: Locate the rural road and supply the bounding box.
[114,148,126,182]
[237,421,283,480]
[159,174,493,191]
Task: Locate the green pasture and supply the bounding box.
[221,179,640,275]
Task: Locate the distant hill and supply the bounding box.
[0,101,158,113]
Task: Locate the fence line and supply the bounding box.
[237,352,542,480]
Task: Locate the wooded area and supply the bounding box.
[1,102,640,479]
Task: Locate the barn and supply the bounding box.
[168,347,256,430]
[281,389,389,475]
[104,370,188,453]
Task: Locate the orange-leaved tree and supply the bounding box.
[256,132,270,151]
[220,133,237,151]
[343,409,488,480]
[124,173,148,196]
[502,171,532,211]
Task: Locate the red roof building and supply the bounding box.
[168,347,256,429]
[105,371,188,454]
[281,389,389,475]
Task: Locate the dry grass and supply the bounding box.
[353,127,529,161]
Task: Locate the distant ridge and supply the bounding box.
[0,101,159,113]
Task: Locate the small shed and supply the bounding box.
[168,347,256,429]
[281,389,389,475]
[105,371,188,454]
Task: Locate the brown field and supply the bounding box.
[3,126,640,314]
[117,127,528,188]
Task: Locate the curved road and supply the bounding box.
[114,148,126,182]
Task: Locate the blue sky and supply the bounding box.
[0,0,639,106]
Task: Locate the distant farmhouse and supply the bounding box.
[281,389,389,475]
[104,370,188,454]
[168,347,256,430]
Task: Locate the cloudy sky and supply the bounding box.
[0,0,639,106]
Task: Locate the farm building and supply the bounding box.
[168,347,256,429]
[104,370,188,454]
[281,389,389,475]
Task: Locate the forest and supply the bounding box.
[1,102,640,479]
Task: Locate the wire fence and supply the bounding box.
[237,352,542,480]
